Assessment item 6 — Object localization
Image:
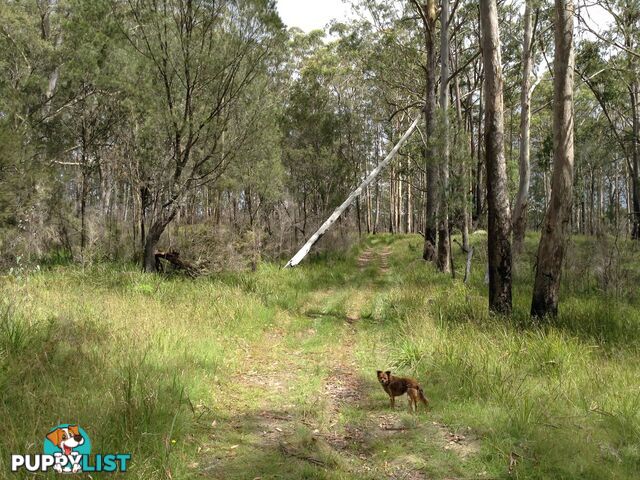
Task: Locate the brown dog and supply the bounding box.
[377,370,429,412]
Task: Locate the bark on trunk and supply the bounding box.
[421,0,438,262]
[512,0,534,254]
[437,0,451,273]
[453,64,471,251]
[80,166,88,255]
[374,181,380,234]
[531,0,575,318]
[629,82,640,239]
[142,207,177,272]
[480,0,512,315]
[143,226,164,271]
[406,156,413,233]
[389,166,395,233]
[474,78,484,228]
[143,222,164,272]
[41,0,61,117]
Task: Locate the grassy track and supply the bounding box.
[1,234,639,479]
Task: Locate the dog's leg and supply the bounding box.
[418,387,429,410]
[389,394,395,408]
[408,388,418,413]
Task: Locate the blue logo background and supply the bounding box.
[43,424,91,456]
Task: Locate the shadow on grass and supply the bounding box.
[0,311,195,479]
[198,407,352,479]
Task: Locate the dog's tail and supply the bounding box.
[418,386,429,408]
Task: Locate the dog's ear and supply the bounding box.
[385,370,391,376]
[376,370,382,375]
[68,425,80,436]
[46,428,64,447]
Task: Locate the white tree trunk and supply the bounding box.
[437,0,451,273]
[285,115,421,268]
[512,0,534,254]
[531,0,575,318]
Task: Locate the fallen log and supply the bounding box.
[154,250,200,277]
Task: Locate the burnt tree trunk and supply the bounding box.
[416,0,438,262]
[143,209,177,273]
[480,0,512,315]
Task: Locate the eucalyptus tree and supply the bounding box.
[480,0,512,315]
[512,0,537,254]
[0,0,106,258]
[531,0,575,318]
[350,0,426,236]
[437,0,451,273]
[411,0,439,262]
[118,0,283,271]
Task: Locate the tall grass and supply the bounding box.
[357,233,640,479]
[0,267,281,478]
[1,232,638,479]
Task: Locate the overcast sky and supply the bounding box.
[276,0,352,32]
[276,0,613,35]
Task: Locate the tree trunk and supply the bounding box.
[356,196,362,237]
[143,223,163,272]
[629,82,640,239]
[480,0,512,315]
[142,210,176,272]
[374,181,380,234]
[474,78,484,228]
[406,156,413,233]
[366,184,372,234]
[531,0,575,318]
[437,0,451,273]
[389,166,396,233]
[140,186,149,254]
[40,0,61,117]
[397,168,403,232]
[512,0,534,254]
[456,79,471,251]
[421,0,438,261]
[80,166,88,256]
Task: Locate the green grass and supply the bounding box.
[0,233,639,479]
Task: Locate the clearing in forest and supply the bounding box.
[195,238,479,479]
[1,234,638,479]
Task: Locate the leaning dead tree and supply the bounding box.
[284,114,421,268]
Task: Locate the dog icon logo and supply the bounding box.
[11,424,129,473]
[43,424,91,473]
